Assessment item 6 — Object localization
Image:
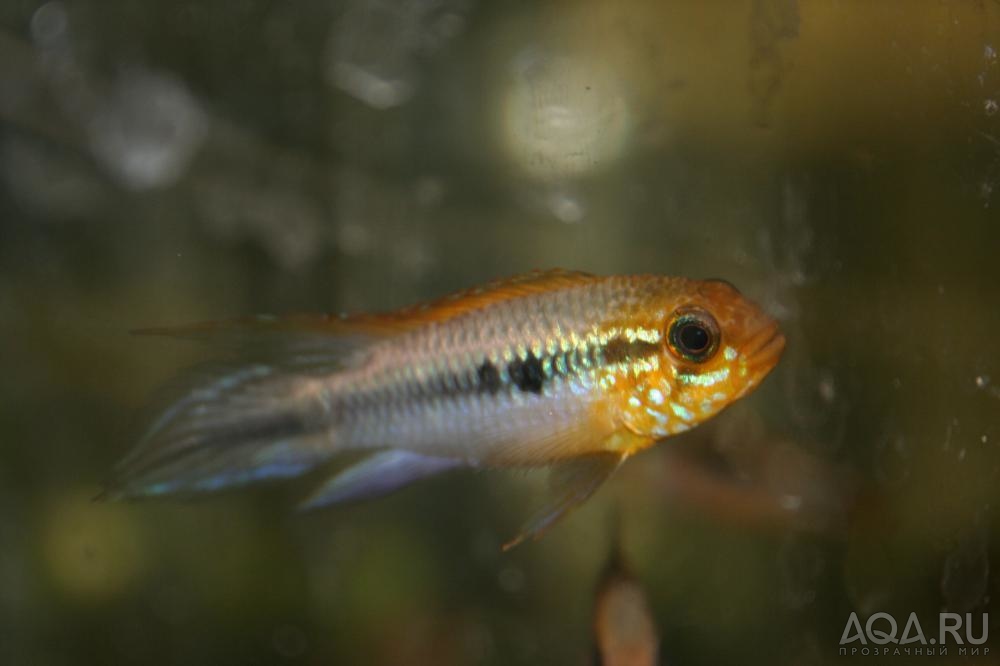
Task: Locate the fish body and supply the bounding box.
[110,270,784,544]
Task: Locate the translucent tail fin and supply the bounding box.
[106,362,338,499]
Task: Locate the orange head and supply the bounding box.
[612,278,785,442]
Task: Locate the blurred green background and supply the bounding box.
[1,1,999,664]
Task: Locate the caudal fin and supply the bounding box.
[106,361,338,499]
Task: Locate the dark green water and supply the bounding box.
[1,1,999,664]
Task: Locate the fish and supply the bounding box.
[106,269,785,547]
[592,528,659,666]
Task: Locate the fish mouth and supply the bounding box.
[745,321,786,373]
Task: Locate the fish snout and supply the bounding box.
[745,319,786,373]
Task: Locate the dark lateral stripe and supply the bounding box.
[599,336,661,365]
[410,335,662,402]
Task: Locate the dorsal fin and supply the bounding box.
[340,268,597,331]
[135,269,599,343]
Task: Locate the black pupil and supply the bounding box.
[678,322,710,353]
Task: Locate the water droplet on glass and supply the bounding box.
[817,373,836,403]
[548,191,585,223]
[42,490,148,601]
[327,0,467,107]
[88,69,208,190]
[30,1,68,47]
[325,0,423,109]
[500,52,632,181]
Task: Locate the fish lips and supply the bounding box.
[717,319,786,404]
[742,320,786,387]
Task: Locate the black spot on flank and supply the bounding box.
[477,360,501,394]
[508,352,545,394]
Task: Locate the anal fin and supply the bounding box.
[502,452,626,551]
[298,450,462,510]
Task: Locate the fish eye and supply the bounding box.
[667,308,719,363]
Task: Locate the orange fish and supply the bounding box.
[107,270,784,547]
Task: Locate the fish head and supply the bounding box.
[617,278,785,440]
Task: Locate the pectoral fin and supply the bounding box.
[298,450,462,510]
[502,452,626,551]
